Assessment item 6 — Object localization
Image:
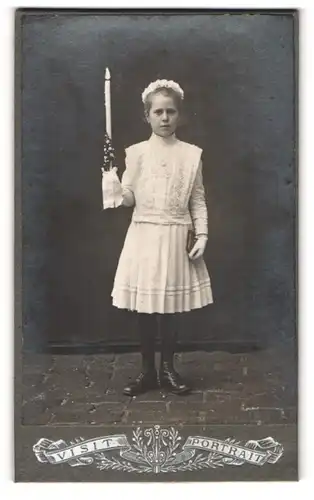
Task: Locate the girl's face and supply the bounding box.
[146,93,180,137]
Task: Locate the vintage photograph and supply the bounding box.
[15,9,297,481]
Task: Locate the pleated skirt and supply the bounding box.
[111,221,213,314]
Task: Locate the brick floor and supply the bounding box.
[21,346,297,426]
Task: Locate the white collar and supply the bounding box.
[148,132,178,146]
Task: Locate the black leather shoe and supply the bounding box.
[123,370,158,397]
[159,363,191,395]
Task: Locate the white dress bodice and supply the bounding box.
[121,133,207,234]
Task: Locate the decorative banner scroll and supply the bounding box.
[33,425,284,474]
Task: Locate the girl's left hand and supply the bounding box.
[188,236,207,260]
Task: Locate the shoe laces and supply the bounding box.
[161,363,182,384]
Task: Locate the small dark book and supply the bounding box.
[186,229,197,253]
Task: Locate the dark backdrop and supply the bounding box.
[19,11,297,352]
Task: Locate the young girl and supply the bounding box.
[107,79,213,396]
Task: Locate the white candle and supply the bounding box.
[104,67,112,139]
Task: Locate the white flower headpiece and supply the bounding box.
[141,79,184,103]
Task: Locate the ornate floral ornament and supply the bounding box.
[142,80,184,103]
[33,425,284,474]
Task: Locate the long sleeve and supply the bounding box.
[120,148,136,207]
[189,159,208,237]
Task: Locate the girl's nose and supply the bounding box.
[162,112,169,121]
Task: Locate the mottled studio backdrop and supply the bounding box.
[19,12,297,351]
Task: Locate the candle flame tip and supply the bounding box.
[105,67,111,79]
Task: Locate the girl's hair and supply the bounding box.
[143,87,183,116]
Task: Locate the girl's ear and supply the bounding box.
[142,112,150,124]
[144,110,150,123]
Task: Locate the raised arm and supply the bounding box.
[120,148,136,207]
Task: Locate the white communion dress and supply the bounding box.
[111,132,213,314]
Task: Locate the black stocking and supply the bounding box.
[158,313,190,394]
[159,313,179,368]
[137,313,158,373]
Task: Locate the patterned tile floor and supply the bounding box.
[20,346,297,427]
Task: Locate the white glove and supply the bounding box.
[188,236,207,260]
[102,167,123,209]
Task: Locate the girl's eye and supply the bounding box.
[154,109,177,115]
